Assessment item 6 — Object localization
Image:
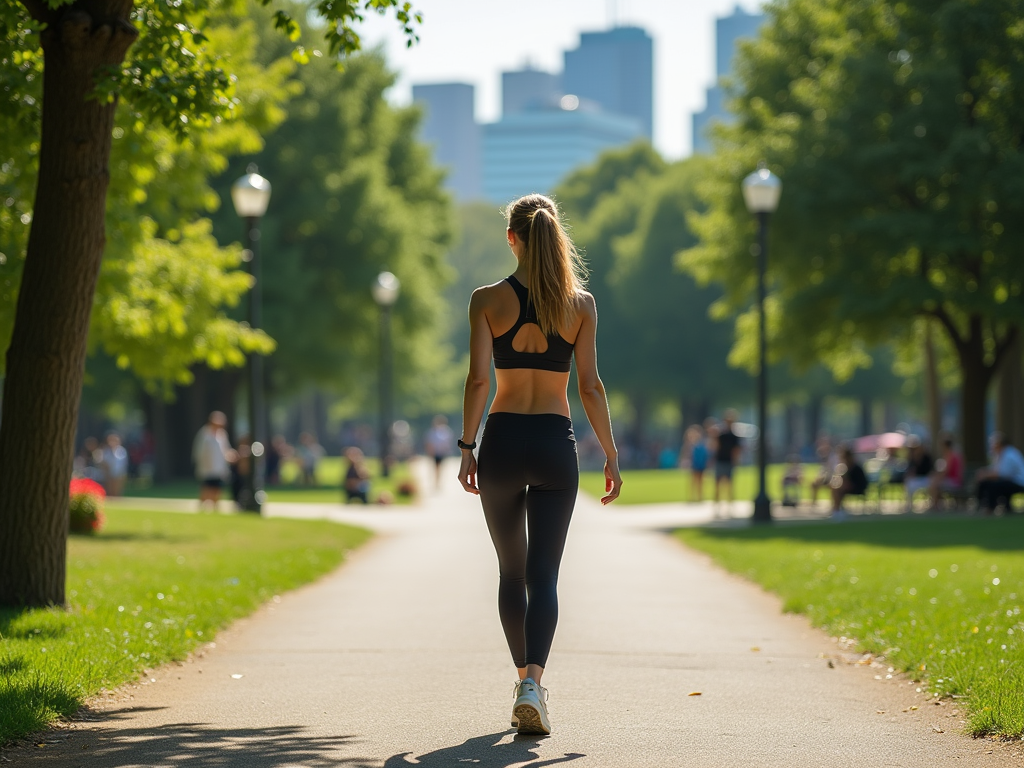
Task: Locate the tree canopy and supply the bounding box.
[683,0,1024,461]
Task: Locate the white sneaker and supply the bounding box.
[513,678,551,735]
[510,680,521,727]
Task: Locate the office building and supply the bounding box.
[483,102,642,203]
[503,66,562,115]
[412,82,482,201]
[691,7,764,154]
[563,27,654,139]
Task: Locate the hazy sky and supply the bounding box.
[358,0,764,159]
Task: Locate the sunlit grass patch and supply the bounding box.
[0,508,370,744]
[677,517,1024,737]
[580,464,818,504]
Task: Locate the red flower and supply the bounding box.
[70,477,106,499]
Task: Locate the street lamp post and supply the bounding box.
[372,271,400,478]
[231,166,272,514]
[741,163,782,524]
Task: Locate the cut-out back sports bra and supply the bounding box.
[492,275,575,373]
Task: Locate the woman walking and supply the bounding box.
[458,194,622,735]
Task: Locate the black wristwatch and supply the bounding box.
[458,438,477,451]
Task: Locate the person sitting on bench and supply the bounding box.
[975,432,1024,514]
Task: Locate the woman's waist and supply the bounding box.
[483,411,574,441]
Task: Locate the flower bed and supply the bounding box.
[69,477,106,534]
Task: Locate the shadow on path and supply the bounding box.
[383,731,585,768]
[11,717,371,767]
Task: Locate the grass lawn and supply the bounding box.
[0,507,371,744]
[580,463,821,504]
[677,517,1024,737]
[126,457,416,504]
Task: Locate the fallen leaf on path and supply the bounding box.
[750,647,760,652]
[688,692,702,696]
[933,727,944,733]
[827,660,835,668]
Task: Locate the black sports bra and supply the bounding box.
[492,275,575,373]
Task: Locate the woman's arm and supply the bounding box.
[574,293,622,504]
[458,287,493,494]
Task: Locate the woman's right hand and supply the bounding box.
[458,450,479,495]
[602,457,622,504]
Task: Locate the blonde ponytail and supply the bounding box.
[505,194,587,336]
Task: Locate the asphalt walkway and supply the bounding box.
[14,462,1017,767]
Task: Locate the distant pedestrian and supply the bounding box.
[831,445,868,516]
[809,435,836,506]
[975,432,1024,514]
[928,434,963,509]
[265,435,291,486]
[902,436,934,511]
[343,447,371,504]
[192,411,236,510]
[74,437,104,483]
[682,424,708,502]
[425,415,455,490]
[100,433,129,497]
[713,409,741,505]
[296,432,325,486]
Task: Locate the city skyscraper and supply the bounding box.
[563,27,654,139]
[482,102,642,204]
[502,66,562,115]
[412,82,482,201]
[691,7,764,154]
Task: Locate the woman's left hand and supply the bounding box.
[458,450,479,495]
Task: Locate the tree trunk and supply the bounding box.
[0,4,137,607]
[808,396,823,444]
[958,329,994,466]
[859,397,872,438]
[923,320,942,452]
[997,333,1024,448]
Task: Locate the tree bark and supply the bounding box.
[859,397,872,438]
[996,333,1024,448]
[0,3,137,607]
[923,320,942,452]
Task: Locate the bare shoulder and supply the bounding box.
[577,290,597,318]
[470,280,506,308]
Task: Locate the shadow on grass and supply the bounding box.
[691,513,1024,551]
[5,718,585,768]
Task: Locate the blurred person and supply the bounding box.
[928,434,964,509]
[781,454,803,506]
[265,435,291,486]
[343,447,371,504]
[902,436,934,511]
[425,415,455,490]
[231,435,252,507]
[809,435,836,506]
[682,424,708,502]
[192,411,236,510]
[74,436,103,482]
[830,445,868,516]
[458,193,621,735]
[296,432,325,486]
[713,409,741,505]
[100,432,129,496]
[975,432,1024,514]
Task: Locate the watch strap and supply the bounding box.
[458,438,477,451]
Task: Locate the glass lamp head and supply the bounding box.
[372,271,401,306]
[231,172,272,218]
[741,166,782,213]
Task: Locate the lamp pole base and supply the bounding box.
[752,493,772,524]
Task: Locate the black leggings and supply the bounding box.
[477,412,579,668]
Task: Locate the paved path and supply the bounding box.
[13,463,1019,767]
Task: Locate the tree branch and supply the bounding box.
[992,323,1020,373]
[928,305,965,353]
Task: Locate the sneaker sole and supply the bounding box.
[513,703,550,735]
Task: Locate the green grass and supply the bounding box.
[0,507,371,744]
[581,463,821,504]
[127,457,416,504]
[676,517,1024,737]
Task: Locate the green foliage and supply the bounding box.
[0,506,371,742]
[678,518,1024,737]
[683,0,1024,378]
[554,143,747,413]
[68,494,103,535]
[209,42,455,414]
